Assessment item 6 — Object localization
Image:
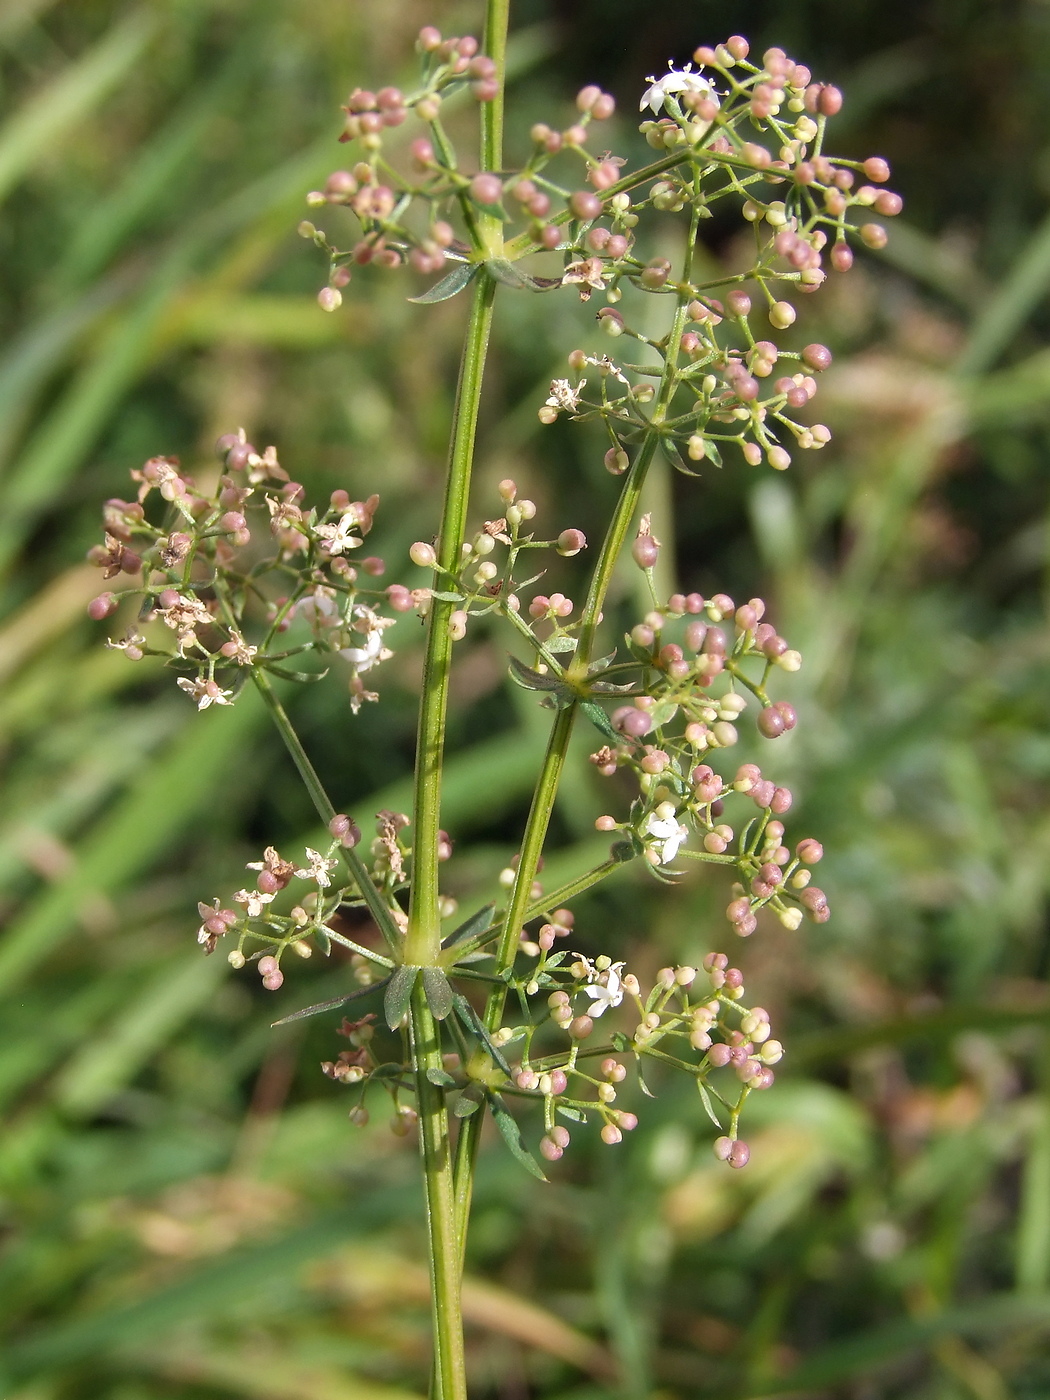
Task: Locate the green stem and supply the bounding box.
[249,668,404,957]
[410,985,468,1400]
[405,271,496,967]
[452,210,700,1245]
[408,7,510,1394]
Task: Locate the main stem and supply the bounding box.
[405,272,497,966]
[407,6,509,1396]
[453,212,701,1243]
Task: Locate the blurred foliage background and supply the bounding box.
[3,1,1050,1397]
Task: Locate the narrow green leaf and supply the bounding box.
[408,261,479,304]
[507,654,562,691]
[486,1092,548,1181]
[271,980,387,1027]
[443,902,496,948]
[587,650,618,674]
[580,699,622,747]
[421,966,453,1021]
[697,1081,723,1131]
[453,994,512,1076]
[546,634,578,654]
[261,661,329,683]
[426,1065,456,1087]
[484,257,559,291]
[384,965,419,1029]
[557,1105,588,1123]
[453,1088,483,1117]
[704,438,724,467]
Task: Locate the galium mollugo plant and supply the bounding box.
[89,10,896,1396]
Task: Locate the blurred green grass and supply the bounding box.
[3,2,1050,1397]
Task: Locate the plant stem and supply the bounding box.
[407,7,510,1395]
[452,210,701,1242]
[249,668,404,956]
[405,271,496,968]
[410,983,468,1400]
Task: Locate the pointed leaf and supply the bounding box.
[485,257,558,290]
[384,964,419,1029]
[486,1092,548,1181]
[704,438,724,467]
[587,650,618,675]
[261,662,329,683]
[545,634,578,654]
[426,1065,456,1087]
[588,678,639,695]
[580,699,623,747]
[557,1105,589,1123]
[271,979,388,1027]
[408,261,480,304]
[430,589,466,603]
[697,1080,724,1130]
[507,653,562,691]
[660,437,690,473]
[453,993,512,1076]
[421,966,454,1020]
[443,903,497,948]
[453,1087,483,1117]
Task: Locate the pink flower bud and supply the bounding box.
[632,535,660,569]
[557,528,587,556]
[728,1139,750,1168]
[469,173,503,206]
[409,541,436,567]
[88,592,118,620]
[569,190,602,220]
[757,707,786,738]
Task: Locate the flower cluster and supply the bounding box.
[308,30,896,479]
[140,27,859,1181]
[316,938,778,1169]
[87,431,404,712]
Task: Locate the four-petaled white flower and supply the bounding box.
[294,847,337,888]
[643,803,689,865]
[546,378,585,414]
[234,887,275,917]
[640,62,720,117]
[581,960,626,1017]
[315,511,363,555]
[340,605,395,674]
[177,675,234,710]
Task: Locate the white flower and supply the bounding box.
[640,63,720,117]
[234,887,275,918]
[315,511,363,555]
[294,847,337,888]
[177,675,235,710]
[582,961,626,1017]
[340,605,395,674]
[158,594,214,656]
[644,803,689,865]
[546,378,585,413]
